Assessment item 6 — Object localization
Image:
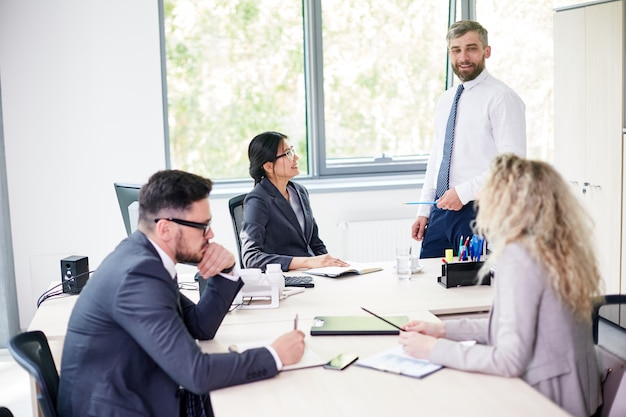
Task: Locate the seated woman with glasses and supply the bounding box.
[240,131,348,271]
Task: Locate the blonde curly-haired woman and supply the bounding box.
[399,153,603,417]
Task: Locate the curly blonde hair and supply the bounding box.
[475,154,603,320]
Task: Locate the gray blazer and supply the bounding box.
[429,243,601,417]
[241,178,327,270]
[57,231,278,417]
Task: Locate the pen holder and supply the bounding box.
[438,261,490,288]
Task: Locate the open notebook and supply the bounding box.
[304,262,382,278]
[227,341,327,371]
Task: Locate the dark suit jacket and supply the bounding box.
[57,231,278,417]
[241,178,327,270]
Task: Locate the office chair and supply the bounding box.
[592,294,626,417]
[228,193,247,268]
[0,407,14,417]
[8,330,60,417]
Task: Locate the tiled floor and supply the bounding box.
[0,320,625,417]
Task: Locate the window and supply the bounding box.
[474,0,555,161]
[162,0,555,183]
[316,0,449,176]
[163,0,449,181]
[163,0,306,181]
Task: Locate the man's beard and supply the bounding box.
[175,234,207,264]
[452,58,485,82]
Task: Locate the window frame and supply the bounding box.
[159,0,470,183]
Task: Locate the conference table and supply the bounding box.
[194,257,494,322]
[26,258,571,417]
[28,258,492,337]
[202,318,569,417]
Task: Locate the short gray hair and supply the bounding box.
[447,20,488,48]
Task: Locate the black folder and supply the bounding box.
[310,315,409,336]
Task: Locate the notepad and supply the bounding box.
[310,315,409,336]
[304,263,383,278]
[228,340,327,371]
[356,345,443,378]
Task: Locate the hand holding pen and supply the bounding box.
[270,315,305,367]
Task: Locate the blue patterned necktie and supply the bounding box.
[435,84,464,199]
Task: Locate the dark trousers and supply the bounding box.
[420,203,477,259]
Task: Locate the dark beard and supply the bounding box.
[452,60,485,82]
[176,251,202,265]
[175,233,206,265]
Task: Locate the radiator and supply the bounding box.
[339,218,415,262]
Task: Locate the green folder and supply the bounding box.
[310,315,409,336]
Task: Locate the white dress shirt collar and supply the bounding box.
[146,236,177,280]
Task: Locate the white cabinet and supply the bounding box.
[554,1,625,315]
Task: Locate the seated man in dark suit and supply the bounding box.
[241,131,348,271]
[57,169,305,417]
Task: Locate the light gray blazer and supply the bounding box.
[429,243,601,417]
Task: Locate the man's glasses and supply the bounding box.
[276,146,296,161]
[154,218,211,236]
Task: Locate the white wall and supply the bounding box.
[0,0,167,328]
[0,0,423,329]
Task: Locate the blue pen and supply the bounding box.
[481,237,485,260]
[470,234,484,262]
[459,236,463,258]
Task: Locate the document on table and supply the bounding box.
[304,262,383,278]
[355,345,443,378]
[227,340,327,371]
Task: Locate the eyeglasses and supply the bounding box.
[154,218,212,236]
[276,146,296,161]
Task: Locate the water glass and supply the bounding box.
[410,254,421,274]
[396,246,411,279]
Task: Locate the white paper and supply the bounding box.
[228,340,327,371]
[355,345,442,378]
[305,262,382,277]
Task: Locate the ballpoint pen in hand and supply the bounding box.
[294,314,299,330]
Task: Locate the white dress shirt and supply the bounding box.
[417,69,526,218]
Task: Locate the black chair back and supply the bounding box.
[592,294,626,417]
[8,330,59,417]
[228,193,247,268]
[592,294,626,344]
[0,407,14,417]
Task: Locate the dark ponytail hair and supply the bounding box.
[248,131,287,185]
